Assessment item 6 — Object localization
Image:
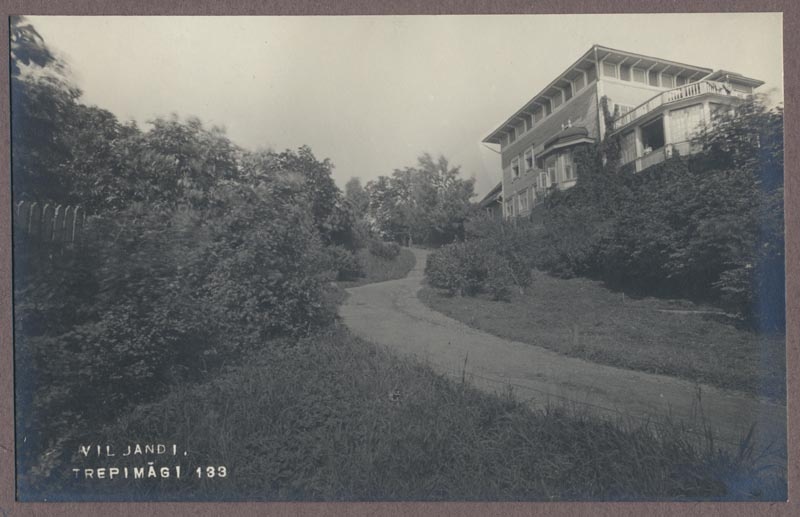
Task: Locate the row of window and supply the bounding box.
[510,146,537,179]
[505,65,597,146]
[504,153,580,217]
[510,150,578,183]
[601,60,692,89]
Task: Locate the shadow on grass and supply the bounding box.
[20,327,786,502]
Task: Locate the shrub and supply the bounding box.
[367,238,401,260]
[425,241,514,300]
[324,244,366,281]
[465,213,540,288]
[14,176,340,486]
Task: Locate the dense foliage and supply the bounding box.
[425,241,515,301]
[538,98,784,327]
[366,154,476,246]
[10,20,372,487]
[428,98,784,329]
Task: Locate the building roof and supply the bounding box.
[543,125,590,149]
[478,181,503,208]
[704,70,764,87]
[483,44,716,145]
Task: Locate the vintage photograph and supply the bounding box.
[10,13,786,502]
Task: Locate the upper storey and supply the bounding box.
[482,45,762,150]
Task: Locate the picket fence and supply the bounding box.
[14,200,85,243]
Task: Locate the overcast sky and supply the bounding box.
[28,14,783,197]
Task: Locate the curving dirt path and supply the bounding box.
[340,248,786,460]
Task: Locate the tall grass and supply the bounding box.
[40,328,785,502]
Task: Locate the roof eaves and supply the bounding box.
[482,45,598,144]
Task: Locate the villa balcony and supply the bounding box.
[612,80,750,131]
[627,141,700,172]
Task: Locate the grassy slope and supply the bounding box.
[338,248,416,288]
[55,327,780,502]
[418,270,785,400]
[38,253,784,501]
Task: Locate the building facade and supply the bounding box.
[477,181,503,219]
[482,45,763,219]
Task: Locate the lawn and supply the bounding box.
[25,253,785,502]
[338,247,416,288]
[44,326,782,502]
[418,270,785,401]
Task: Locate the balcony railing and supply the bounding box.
[638,147,667,170]
[612,80,750,131]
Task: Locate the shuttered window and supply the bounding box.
[670,104,704,143]
[620,131,637,164]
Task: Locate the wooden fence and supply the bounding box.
[14,200,85,243]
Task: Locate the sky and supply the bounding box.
[27,14,783,198]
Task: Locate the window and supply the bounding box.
[619,64,631,81]
[518,189,529,212]
[676,76,687,86]
[602,61,618,78]
[552,92,563,109]
[586,64,597,83]
[525,115,533,131]
[545,155,557,185]
[661,73,675,88]
[505,199,514,218]
[508,127,516,143]
[563,83,573,101]
[538,171,548,189]
[532,105,543,123]
[633,68,646,83]
[573,73,586,92]
[542,98,552,116]
[620,130,636,164]
[563,153,577,181]
[641,117,665,152]
[669,104,704,143]
[524,148,534,171]
[511,157,520,179]
[648,70,660,86]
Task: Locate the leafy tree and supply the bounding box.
[11,18,364,486]
[344,177,370,218]
[366,174,412,244]
[10,16,58,76]
[692,95,783,190]
[367,153,475,245]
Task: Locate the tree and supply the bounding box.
[366,153,475,246]
[344,177,370,218]
[10,16,58,76]
[691,97,785,328]
[692,95,784,191]
[11,16,84,205]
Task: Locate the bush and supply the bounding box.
[465,213,541,288]
[425,241,514,300]
[367,238,401,260]
[14,172,341,487]
[324,245,366,281]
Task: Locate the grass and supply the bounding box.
[338,247,416,288]
[418,269,786,400]
[41,326,784,502]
